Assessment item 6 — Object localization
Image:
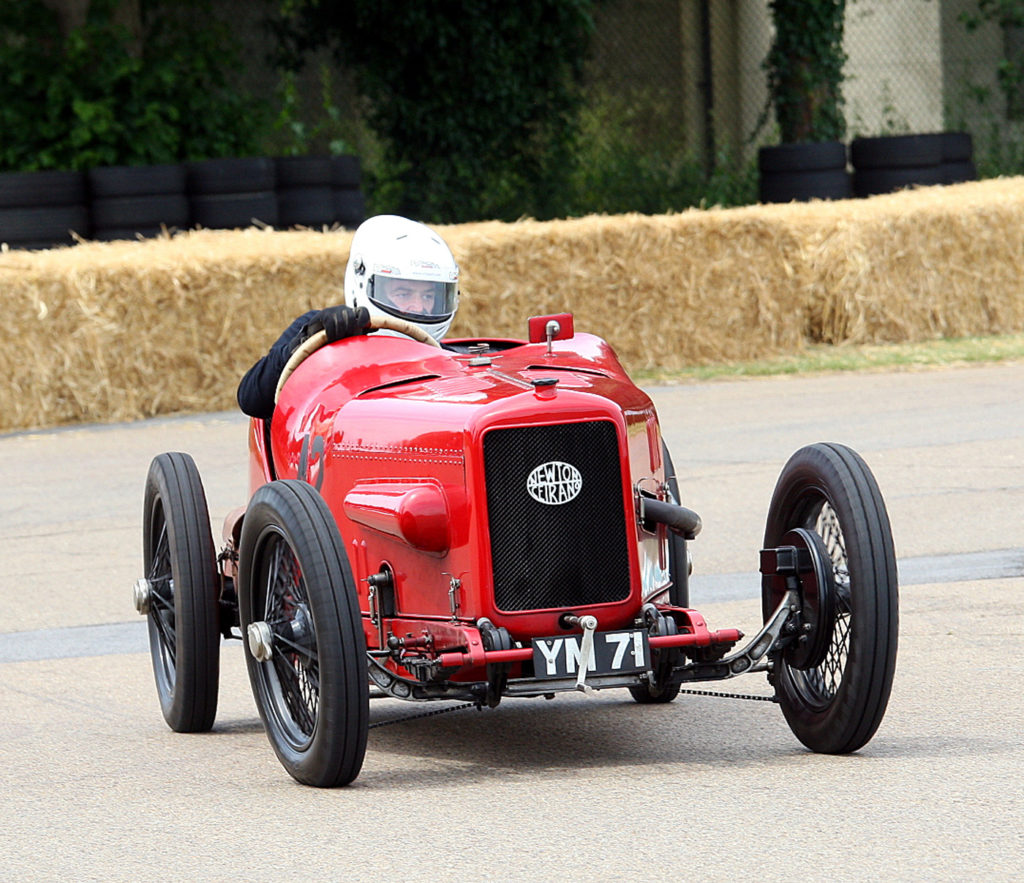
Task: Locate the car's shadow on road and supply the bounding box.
[359,691,800,788]
[211,688,976,790]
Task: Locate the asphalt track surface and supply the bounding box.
[1,363,1022,880]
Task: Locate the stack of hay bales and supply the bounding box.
[2,177,1023,433]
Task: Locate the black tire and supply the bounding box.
[91,194,190,229]
[853,165,946,197]
[333,189,366,228]
[92,226,168,241]
[0,169,86,207]
[940,131,973,163]
[142,452,220,733]
[276,155,333,187]
[0,204,90,245]
[88,164,186,199]
[758,141,847,174]
[1,240,63,251]
[762,443,898,754]
[629,679,681,703]
[759,169,852,203]
[331,154,362,188]
[850,133,943,170]
[941,160,977,184]
[186,157,276,195]
[238,480,369,787]
[190,192,278,229]
[277,186,335,227]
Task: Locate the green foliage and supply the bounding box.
[267,65,355,157]
[764,0,848,143]
[947,0,1024,176]
[960,0,1024,120]
[565,88,757,215]
[0,0,265,171]
[271,0,596,223]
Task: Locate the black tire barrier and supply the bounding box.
[0,170,89,248]
[92,226,168,242]
[851,131,973,196]
[942,160,977,184]
[278,186,336,227]
[88,163,186,199]
[334,189,366,229]
[758,141,847,174]
[0,169,87,208]
[1,155,366,246]
[0,202,90,248]
[187,158,278,230]
[276,155,333,188]
[190,191,279,229]
[275,156,334,228]
[940,132,977,184]
[332,155,364,229]
[850,133,943,170]
[186,157,276,195]
[91,194,190,231]
[853,164,947,197]
[941,131,973,163]
[332,155,361,189]
[760,168,852,203]
[89,163,189,241]
[758,141,850,203]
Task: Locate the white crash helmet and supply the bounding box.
[344,215,459,344]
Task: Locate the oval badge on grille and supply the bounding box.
[526,461,583,505]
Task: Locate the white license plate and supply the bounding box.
[531,629,650,678]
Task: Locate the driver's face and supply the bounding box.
[381,279,438,315]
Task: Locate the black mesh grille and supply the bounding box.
[484,421,632,611]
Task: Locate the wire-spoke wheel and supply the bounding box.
[238,480,368,787]
[762,443,898,754]
[142,452,220,732]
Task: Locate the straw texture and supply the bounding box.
[2,177,1023,432]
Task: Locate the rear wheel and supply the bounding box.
[763,443,898,753]
[238,480,368,787]
[141,452,220,732]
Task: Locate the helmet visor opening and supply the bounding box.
[369,275,457,323]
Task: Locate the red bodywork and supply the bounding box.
[236,325,739,693]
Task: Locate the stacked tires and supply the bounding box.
[276,156,335,229]
[187,157,279,230]
[939,131,977,184]
[332,155,366,229]
[758,141,851,204]
[851,132,976,197]
[275,155,366,230]
[0,170,90,250]
[88,164,189,241]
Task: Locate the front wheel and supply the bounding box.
[763,443,898,754]
[141,452,220,732]
[238,480,369,787]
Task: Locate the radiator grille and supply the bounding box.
[483,421,632,611]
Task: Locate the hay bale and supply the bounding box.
[0,228,353,430]
[2,177,1023,432]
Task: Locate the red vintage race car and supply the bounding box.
[135,313,898,787]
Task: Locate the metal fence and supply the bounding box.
[584,0,1023,175]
